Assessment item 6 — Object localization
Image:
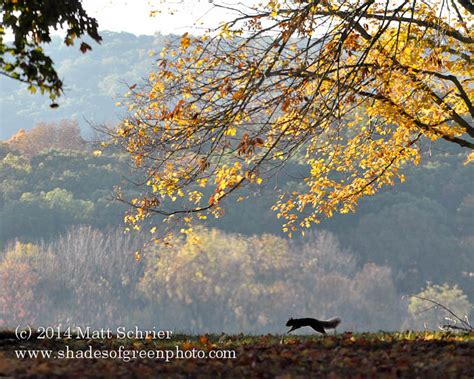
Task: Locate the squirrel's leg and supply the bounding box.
[310,324,327,335]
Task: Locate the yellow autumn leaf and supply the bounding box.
[180,33,191,50]
[464,151,474,165]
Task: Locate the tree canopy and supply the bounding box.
[0,0,101,103]
[110,0,473,238]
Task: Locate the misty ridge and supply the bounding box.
[0,31,171,140]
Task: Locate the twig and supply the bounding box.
[412,295,473,331]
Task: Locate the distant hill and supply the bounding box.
[0,31,173,139]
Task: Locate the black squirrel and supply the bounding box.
[286,317,341,334]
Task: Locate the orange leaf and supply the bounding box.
[199,335,209,345]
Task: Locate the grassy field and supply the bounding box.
[0,331,472,378]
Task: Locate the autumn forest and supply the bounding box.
[0,0,473,377]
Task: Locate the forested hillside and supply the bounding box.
[0,122,472,332]
[0,30,472,333]
[1,2,473,377]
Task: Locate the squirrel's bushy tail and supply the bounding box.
[320,317,342,329]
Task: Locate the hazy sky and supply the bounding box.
[81,0,256,36]
[1,1,256,41]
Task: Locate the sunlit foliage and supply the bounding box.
[112,1,473,238]
[7,120,85,158]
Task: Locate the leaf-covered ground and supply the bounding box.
[0,332,472,378]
